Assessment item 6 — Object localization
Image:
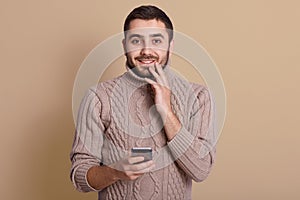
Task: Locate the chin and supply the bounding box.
[137,71,153,78]
[130,67,149,77]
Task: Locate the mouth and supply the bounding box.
[136,56,158,65]
[137,59,156,65]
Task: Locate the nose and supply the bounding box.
[140,40,154,55]
[140,47,153,56]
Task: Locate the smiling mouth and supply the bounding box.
[136,56,158,65]
[137,59,156,64]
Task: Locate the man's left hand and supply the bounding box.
[144,63,172,117]
[145,63,181,141]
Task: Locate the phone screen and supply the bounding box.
[131,147,152,162]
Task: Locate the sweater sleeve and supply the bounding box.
[167,86,217,182]
[70,87,106,192]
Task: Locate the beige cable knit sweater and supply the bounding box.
[70,66,216,200]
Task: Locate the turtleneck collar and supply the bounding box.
[122,65,174,88]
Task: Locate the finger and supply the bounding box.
[144,78,160,94]
[129,160,154,171]
[149,66,163,85]
[144,77,158,86]
[128,156,144,164]
[128,174,141,180]
[148,66,159,79]
[155,63,163,76]
[123,170,140,179]
[132,163,156,174]
[155,64,169,87]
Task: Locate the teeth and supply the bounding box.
[139,60,154,64]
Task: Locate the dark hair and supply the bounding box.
[124,5,174,42]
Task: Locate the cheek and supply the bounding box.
[126,44,142,54]
[126,51,138,60]
[157,50,169,59]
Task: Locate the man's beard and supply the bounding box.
[125,51,170,78]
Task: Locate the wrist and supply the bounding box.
[163,111,182,141]
[158,105,173,118]
[108,164,121,181]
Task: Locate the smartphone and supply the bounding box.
[131,147,152,163]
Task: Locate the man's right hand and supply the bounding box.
[87,157,155,191]
[111,156,155,181]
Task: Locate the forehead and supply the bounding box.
[129,19,166,29]
[127,19,169,37]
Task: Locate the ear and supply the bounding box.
[169,39,174,55]
[122,38,127,55]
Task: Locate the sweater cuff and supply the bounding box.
[167,126,195,160]
[73,164,100,192]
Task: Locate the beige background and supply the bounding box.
[1,0,299,199]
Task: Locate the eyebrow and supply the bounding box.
[128,34,143,40]
[149,33,165,39]
[128,33,165,40]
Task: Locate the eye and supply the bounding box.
[152,39,162,44]
[131,39,140,45]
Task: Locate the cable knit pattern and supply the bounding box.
[70,65,217,199]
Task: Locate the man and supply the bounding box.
[70,5,216,200]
